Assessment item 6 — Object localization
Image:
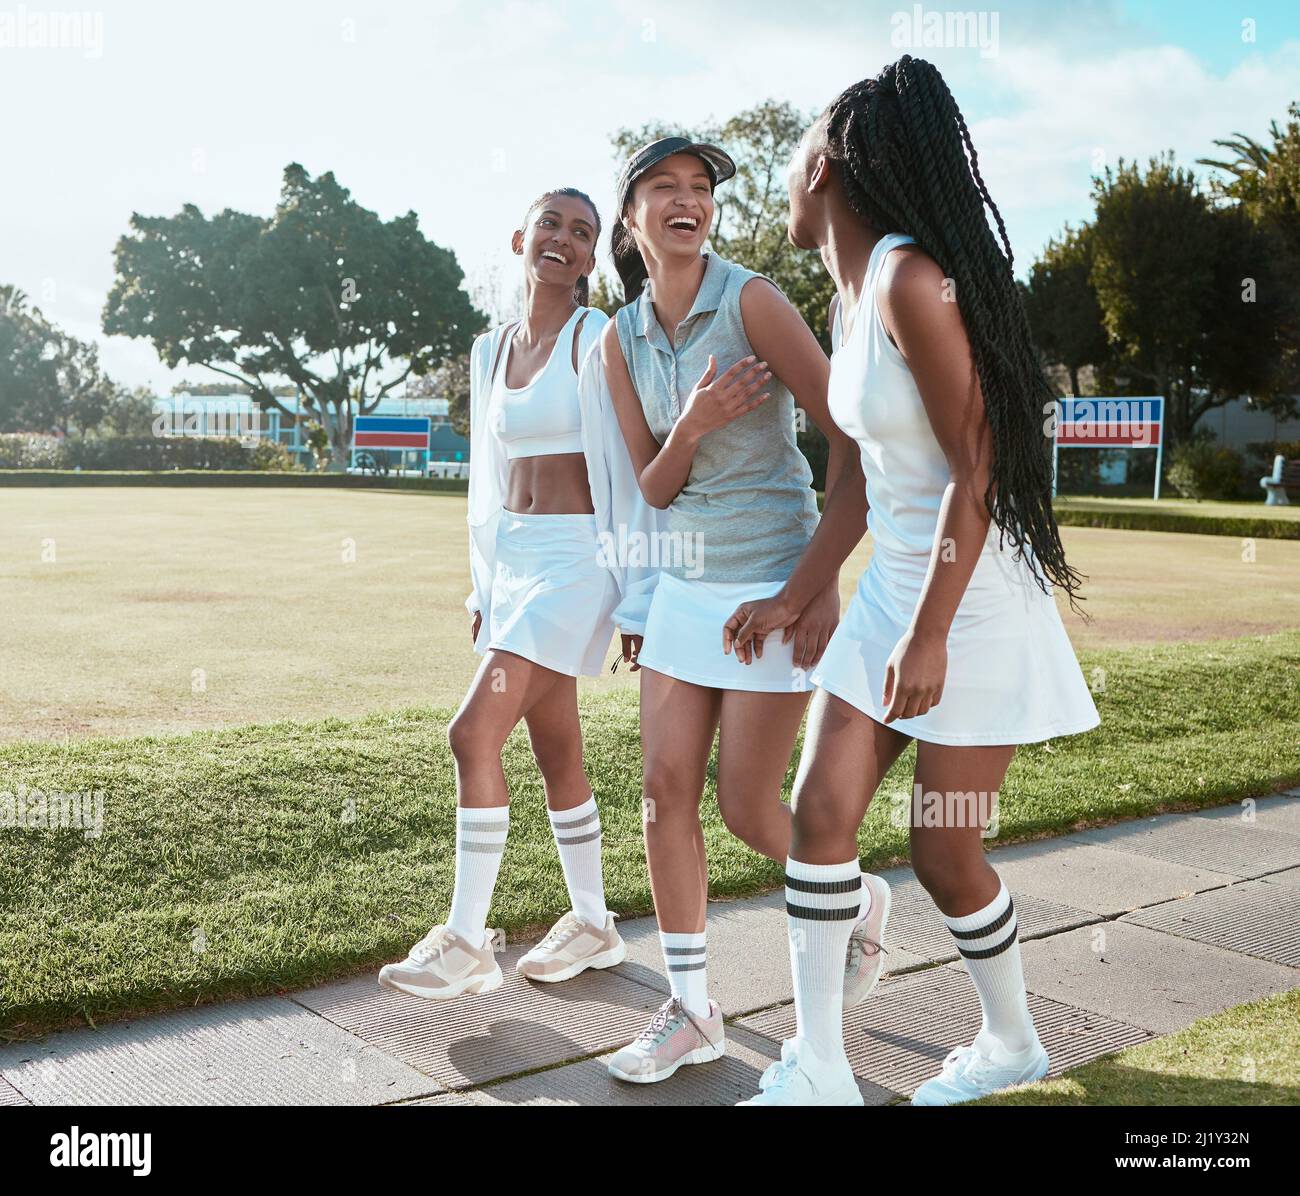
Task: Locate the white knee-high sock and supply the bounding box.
[548,794,608,929]
[659,930,709,1017]
[786,857,861,1068]
[943,879,1038,1055]
[446,805,509,950]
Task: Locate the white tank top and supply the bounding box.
[490,307,587,459]
[829,232,987,558]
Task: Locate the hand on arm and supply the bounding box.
[723,279,867,667]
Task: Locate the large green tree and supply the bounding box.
[1200,102,1300,397]
[0,285,117,435]
[1087,155,1288,445]
[1021,225,1110,397]
[103,164,485,469]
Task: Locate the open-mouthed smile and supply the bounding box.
[539,249,569,265]
[664,213,701,236]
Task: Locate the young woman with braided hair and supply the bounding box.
[738,56,1099,1105]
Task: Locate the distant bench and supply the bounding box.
[1261,455,1300,505]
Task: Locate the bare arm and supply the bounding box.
[739,278,866,610]
[875,248,993,721]
[600,319,772,511]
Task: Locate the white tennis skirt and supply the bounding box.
[478,511,618,678]
[636,573,814,693]
[810,543,1100,745]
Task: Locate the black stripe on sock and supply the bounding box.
[784,873,861,896]
[786,900,861,922]
[957,925,1018,961]
[948,896,1015,940]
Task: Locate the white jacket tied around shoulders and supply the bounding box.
[464,307,665,646]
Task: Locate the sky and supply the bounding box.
[3,0,1297,392]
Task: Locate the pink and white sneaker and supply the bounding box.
[844,872,891,1007]
[607,996,725,1083]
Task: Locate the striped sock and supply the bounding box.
[548,794,608,929]
[943,879,1038,1055]
[786,857,861,1066]
[659,930,709,1017]
[447,805,509,950]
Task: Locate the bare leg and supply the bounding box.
[714,687,812,861]
[522,673,593,814]
[908,741,1016,916]
[447,649,568,809]
[789,689,911,861]
[639,667,722,934]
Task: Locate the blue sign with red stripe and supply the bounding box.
[353,415,432,450]
[1057,397,1162,447]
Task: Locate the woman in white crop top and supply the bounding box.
[379,188,636,1002]
[736,58,1099,1108]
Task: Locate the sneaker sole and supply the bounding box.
[516,937,628,983]
[608,1036,726,1084]
[910,1049,1049,1105]
[378,965,503,1001]
[741,1084,865,1107]
[845,875,892,1008]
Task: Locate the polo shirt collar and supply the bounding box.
[635,252,726,340]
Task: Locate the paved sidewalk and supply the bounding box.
[3,792,1298,1107]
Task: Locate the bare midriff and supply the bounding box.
[503,452,594,515]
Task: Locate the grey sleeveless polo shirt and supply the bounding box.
[614,253,819,582]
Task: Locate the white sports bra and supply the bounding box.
[490,307,587,459]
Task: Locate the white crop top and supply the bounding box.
[490,306,588,459]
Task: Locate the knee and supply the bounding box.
[790,785,859,852]
[911,849,991,908]
[447,709,498,766]
[642,760,703,828]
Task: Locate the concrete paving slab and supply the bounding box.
[738,966,1149,1098]
[1122,880,1300,968]
[1073,814,1300,878]
[437,1024,893,1107]
[1261,867,1300,888]
[611,885,930,1014]
[0,997,439,1106]
[1194,796,1300,836]
[294,941,665,1091]
[984,838,1236,915]
[0,1076,29,1106]
[885,873,1098,961]
[1004,921,1300,1034]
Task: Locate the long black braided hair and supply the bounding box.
[819,55,1082,605]
[522,187,601,306]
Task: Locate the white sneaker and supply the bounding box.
[911,1038,1049,1105]
[844,872,891,1007]
[377,925,503,1000]
[738,1038,864,1106]
[516,911,626,982]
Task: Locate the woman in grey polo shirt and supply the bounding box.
[597,138,871,1084]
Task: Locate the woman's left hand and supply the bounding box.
[881,626,948,723]
[722,593,798,666]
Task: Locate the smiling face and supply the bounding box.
[624,151,715,267]
[512,192,598,292]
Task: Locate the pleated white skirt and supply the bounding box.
[636,573,814,693]
[810,543,1100,745]
[478,511,618,678]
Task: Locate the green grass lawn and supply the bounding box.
[2,630,1297,1039]
[975,989,1300,1106]
[3,488,1298,739]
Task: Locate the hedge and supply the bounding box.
[1053,505,1299,541]
[0,470,470,492]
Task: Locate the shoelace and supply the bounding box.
[845,927,887,969]
[636,996,713,1050]
[410,928,454,965]
[536,916,582,952]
